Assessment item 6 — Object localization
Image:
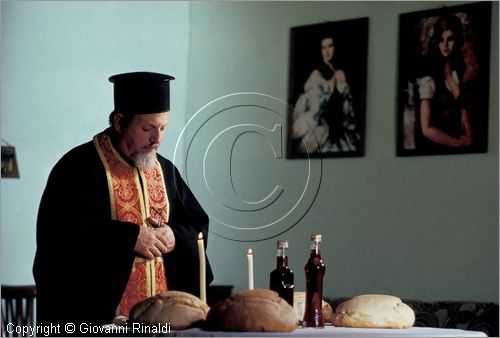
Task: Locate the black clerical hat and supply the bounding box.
[109,72,175,115]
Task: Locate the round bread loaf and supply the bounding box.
[331,294,415,329]
[129,291,209,330]
[293,291,333,323]
[206,289,298,332]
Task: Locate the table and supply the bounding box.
[103,324,487,337]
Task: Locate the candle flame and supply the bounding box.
[198,232,203,240]
[247,248,253,255]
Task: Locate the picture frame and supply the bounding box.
[286,18,368,159]
[1,146,20,178]
[396,2,491,156]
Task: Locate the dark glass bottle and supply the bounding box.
[269,240,294,306]
[303,234,326,328]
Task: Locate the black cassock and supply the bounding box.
[33,133,213,327]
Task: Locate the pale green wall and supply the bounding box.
[186,1,499,302]
[1,1,498,303]
[0,0,191,283]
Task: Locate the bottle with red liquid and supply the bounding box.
[303,234,326,328]
[269,240,294,306]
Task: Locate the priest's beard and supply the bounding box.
[132,151,157,171]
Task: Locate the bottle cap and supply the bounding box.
[310,234,322,242]
[277,240,288,248]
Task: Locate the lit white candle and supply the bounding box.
[247,248,254,290]
[197,232,206,303]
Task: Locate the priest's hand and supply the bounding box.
[151,221,176,254]
[135,224,175,259]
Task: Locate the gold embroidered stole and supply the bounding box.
[93,132,168,317]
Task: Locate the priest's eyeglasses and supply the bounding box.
[149,206,164,228]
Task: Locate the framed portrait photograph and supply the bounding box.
[286,18,368,158]
[396,2,492,156]
[1,146,20,178]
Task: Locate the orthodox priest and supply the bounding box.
[33,71,213,328]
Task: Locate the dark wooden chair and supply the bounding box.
[1,285,37,337]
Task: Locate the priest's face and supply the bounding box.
[115,112,169,170]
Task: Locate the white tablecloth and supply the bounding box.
[108,324,487,337]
